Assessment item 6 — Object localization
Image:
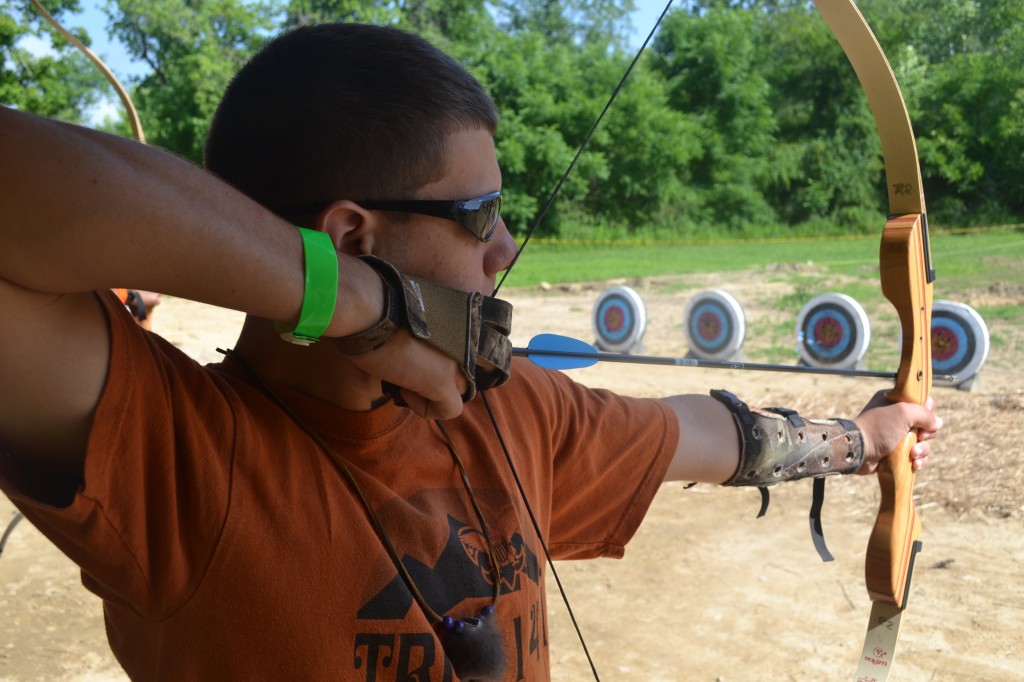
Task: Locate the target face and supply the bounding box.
[683,290,746,360]
[592,285,647,352]
[795,293,870,368]
[931,300,989,380]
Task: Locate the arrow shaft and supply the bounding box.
[513,346,956,382]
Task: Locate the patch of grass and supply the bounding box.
[502,228,1023,291]
[773,274,828,312]
[656,280,703,295]
[976,304,1022,323]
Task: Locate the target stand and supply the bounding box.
[795,293,871,371]
[930,300,990,391]
[592,285,647,354]
[682,290,746,361]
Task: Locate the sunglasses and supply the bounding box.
[358,191,503,242]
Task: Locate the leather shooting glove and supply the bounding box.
[334,255,512,403]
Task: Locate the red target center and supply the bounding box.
[697,312,722,340]
[932,327,959,361]
[813,318,843,348]
[603,306,625,332]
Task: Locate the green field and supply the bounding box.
[501,227,1024,289]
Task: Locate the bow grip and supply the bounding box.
[864,431,921,607]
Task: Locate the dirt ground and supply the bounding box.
[1,274,1022,681]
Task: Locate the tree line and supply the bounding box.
[4,0,1022,238]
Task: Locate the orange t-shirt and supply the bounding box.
[1,292,678,681]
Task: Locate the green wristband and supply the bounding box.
[277,227,338,345]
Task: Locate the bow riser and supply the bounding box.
[881,215,934,406]
[868,213,933,607]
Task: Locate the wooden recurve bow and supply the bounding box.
[811,1,934,678]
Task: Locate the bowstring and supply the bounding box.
[484,3,675,679]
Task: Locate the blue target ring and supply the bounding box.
[795,294,870,369]
[682,290,746,360]
[592,286,646,352]
[688,302,732,355]
[931,313,972,373]
[930,301,989,381]
[803,307,855,361]
[597,296,634,343]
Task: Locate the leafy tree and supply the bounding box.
[853,0,1024,224]
[285,0,493,53]
[9,0,1023,234]
[107,0,276,162]
[0,0,109,123]
[759,3,884,231]
[284,0,401,29]
[651,5,783,231]
[471,9,698,237]
[472,29,612,235]
[492,0,635,50]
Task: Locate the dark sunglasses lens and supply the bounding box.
[456,193,502,241]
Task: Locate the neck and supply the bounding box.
[232,316,386,411]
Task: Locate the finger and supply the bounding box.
[399,390,431,419]
[914,415,943,440]
[911,454,929,471]
[401,386,464,421]
[904,403,942,431]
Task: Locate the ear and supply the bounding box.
[316,200,381,256]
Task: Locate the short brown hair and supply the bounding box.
[204,23,499,221]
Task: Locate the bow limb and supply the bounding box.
[30,0,145,143]
[812,0,934,609]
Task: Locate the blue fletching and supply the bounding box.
[526,333,599,370]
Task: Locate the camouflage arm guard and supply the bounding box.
[711,389,865,487]
[333,255,512,402]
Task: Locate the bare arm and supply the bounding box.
[0,107,463,480]
[660,394,741,484]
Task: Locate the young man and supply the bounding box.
[0,23,939,681]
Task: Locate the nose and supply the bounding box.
[485,217,519,279]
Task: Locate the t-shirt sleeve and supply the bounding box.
[510,361,679,561]
[0,292,236,618]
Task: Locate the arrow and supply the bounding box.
[514,333,958,382]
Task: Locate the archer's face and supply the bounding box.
[371,128,517,295]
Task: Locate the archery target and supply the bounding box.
[592,285,647,353]
[931,300,989,381]
[795,293,870,369]
[682,289,746,360]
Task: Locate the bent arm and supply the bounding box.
[0,108,386,479]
